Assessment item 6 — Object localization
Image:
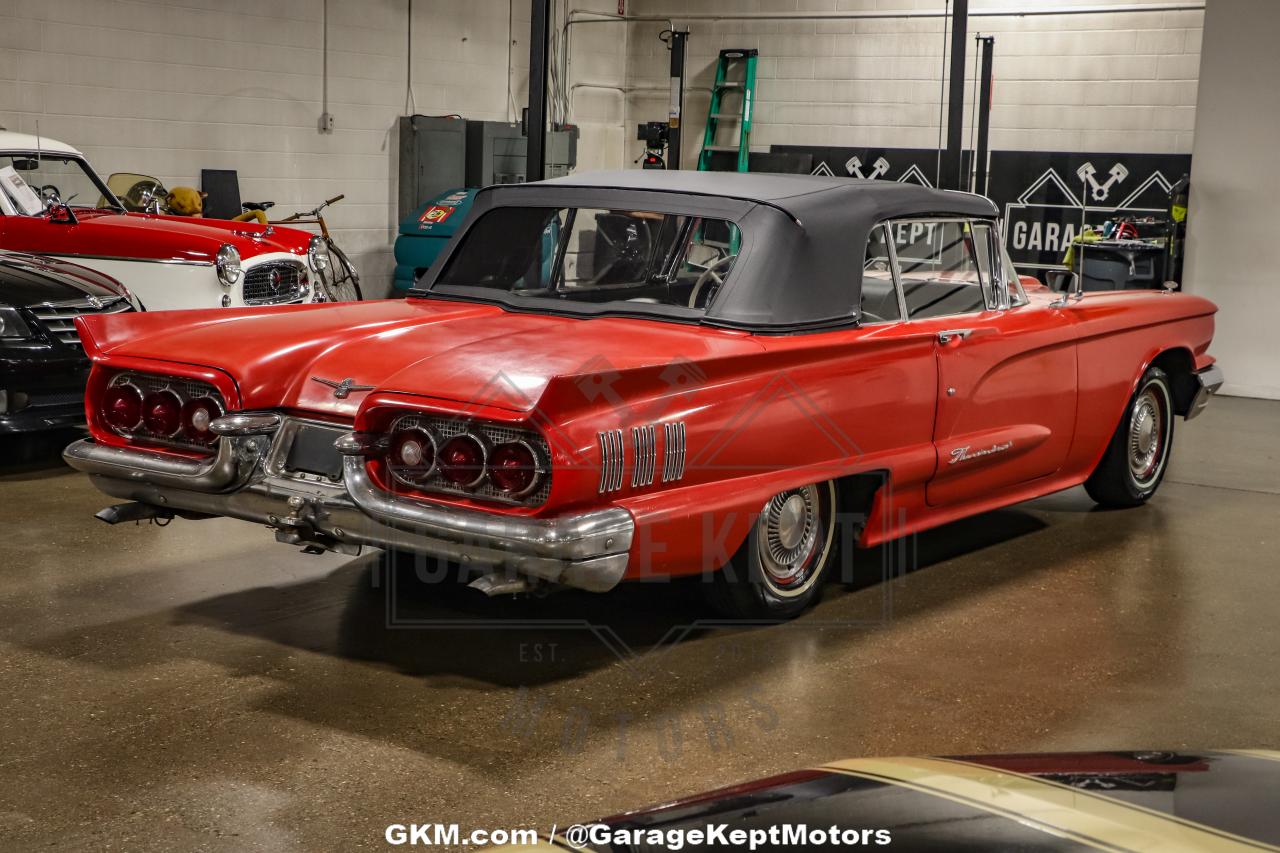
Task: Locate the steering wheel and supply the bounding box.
[687,253,736,309]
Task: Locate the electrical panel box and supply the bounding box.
[465,121,578,187]
[398,116,578,219]
[397,115,466,223]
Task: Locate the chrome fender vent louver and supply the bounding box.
[662,421,687,482]
[631,424,657,488]
[598,429,625,493]
[598,421,686,493]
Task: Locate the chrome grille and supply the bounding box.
[27,297,131,348]
[242,261,307,305]
[390,414,552,505]
[598,429,625,493]
[631,424,657,488]
[662,421,687,483]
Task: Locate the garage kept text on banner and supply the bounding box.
[771,145,1191,277]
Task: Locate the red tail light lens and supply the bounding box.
[102,384,142,432]
[389,427,436,484]
[141,390,182,436]
[181,397,223,445]
[489,441,541,496]
[438,434,487,487]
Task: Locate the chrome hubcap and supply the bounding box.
[759,486,821,587]
[775,494,808,551]
[1128,388,1166,485]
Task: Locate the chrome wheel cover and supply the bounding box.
[1128,383,1170,488]
[755,483,835,598]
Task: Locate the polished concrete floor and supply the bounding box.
[1,396,1277,851]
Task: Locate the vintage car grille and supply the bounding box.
[390,414,553,506]
[27,297,131,349]
[242,261,307,306]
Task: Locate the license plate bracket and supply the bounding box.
[284,423,347,480]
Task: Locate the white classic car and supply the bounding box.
[0,131,330,311]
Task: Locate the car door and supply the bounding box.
[885,218,1079,507]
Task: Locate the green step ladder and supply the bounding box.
[698,48,759,172]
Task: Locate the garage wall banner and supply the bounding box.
[987,150,1192,271]
[771,145,971,189]
[770,145,1191,274]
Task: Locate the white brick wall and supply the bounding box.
[0,0,544,297]
[620,0,1203,169]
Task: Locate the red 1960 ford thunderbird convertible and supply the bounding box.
[63,172,1222,619]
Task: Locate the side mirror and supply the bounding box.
[1046,269,1082,305]
[48,204,78,225]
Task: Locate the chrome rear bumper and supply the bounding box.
[1187,363,1224,420]
[63,435,633,593]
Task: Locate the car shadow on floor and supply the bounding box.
[170,506,1054,688]
[0,430,81,481]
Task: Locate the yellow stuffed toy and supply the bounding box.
[166,186,206,216]
[165,185,268,225]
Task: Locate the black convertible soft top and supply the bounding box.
[425,171,1000,332]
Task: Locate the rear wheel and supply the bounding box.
[1084,366,1175,507]
[703,481,839,619]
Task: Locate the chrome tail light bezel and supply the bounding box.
[103,372,227,452]
[383,413,552,506]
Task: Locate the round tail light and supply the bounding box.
[389,427,436,485]
[438,434,487,488]
[181,397,223,444]
[489,441,542,496]
[102,384,142,432]
[141,390,182,436]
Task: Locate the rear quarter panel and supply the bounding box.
[1061,291,1217,477]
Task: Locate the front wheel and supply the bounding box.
[703,481,840,620]
[323,243,363,302]
[1084,366,1175,507]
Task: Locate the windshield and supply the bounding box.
[0,154,121,215]
[432,206,742,314]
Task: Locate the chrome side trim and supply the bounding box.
[662,421,687,482]
[631,424,657,487]
[49,252,213,267]
[1186,364,1224,420]
[62,437,252,492]
[598,428,625,493]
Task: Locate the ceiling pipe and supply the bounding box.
[567,3,1203,24]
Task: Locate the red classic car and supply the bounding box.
[0,132,331,311]
[62,172,1222,618]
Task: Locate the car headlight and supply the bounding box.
[215,244,241,287]
[307,236,330,273]
[0,307,33,341]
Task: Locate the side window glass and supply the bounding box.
[861,223,902,323]
[892,220,989,320]
[1000,239,1030,307]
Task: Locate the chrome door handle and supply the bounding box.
[937,329,974,344]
